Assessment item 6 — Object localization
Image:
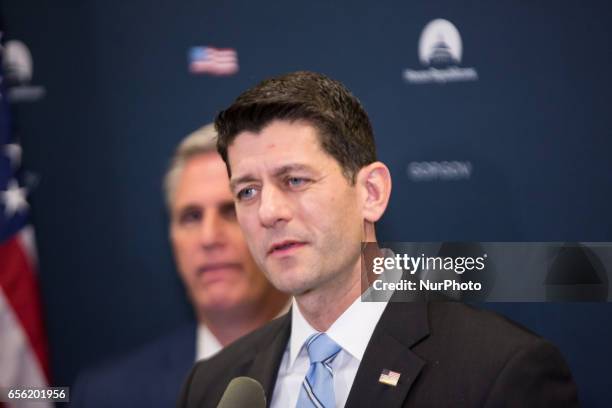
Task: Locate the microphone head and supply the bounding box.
[216,377,266,408]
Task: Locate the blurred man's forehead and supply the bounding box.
[172,154,232,207]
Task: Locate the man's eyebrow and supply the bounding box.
[172,203,201,219]
[272,164,315,178]
[229,175,258,192]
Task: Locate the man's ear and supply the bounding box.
[356,162,392,223]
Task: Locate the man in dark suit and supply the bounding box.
[177,72,579,407]
[71,124,289,408]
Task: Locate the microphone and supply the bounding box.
[216,377,266,408]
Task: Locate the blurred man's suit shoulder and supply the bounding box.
[177,303,579,408]
[71,323,196,408]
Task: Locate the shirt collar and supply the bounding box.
[289,298,319,365]
[196,324,223,361]
[288,294,388,366]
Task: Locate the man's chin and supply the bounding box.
[270,277,314,297]
[195,287,248,308]
[198,296,247,314]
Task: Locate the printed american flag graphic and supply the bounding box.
[188,46,239,76]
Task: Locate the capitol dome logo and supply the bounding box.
[419,19,462,66]
[404,19,478,85]
[4,40,33,83]
[1,38,46,102]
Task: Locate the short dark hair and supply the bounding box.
[215,71,377,183]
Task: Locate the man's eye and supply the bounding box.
[287,177,307,187]
[220,203,237,220]
[179,210,201,224]
[237,187,257,201]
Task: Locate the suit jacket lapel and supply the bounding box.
[345,301,430,408]
[246,313,292,406]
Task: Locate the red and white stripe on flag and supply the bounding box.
[0,227,52,408]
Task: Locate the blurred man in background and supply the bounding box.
[71,124,289,408]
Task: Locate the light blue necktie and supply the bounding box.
[296,332,342,408]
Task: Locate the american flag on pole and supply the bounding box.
[0,28,52,408]
[188,46,239,76]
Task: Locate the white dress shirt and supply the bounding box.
[195,324,223,361]
[271,296,388,408]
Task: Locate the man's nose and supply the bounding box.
[258,186,291,228]
[199,210,225,249]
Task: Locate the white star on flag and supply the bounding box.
[1,178,29,217]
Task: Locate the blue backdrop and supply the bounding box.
[3,0,611,406]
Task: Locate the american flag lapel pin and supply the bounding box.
[379,369,401,387]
